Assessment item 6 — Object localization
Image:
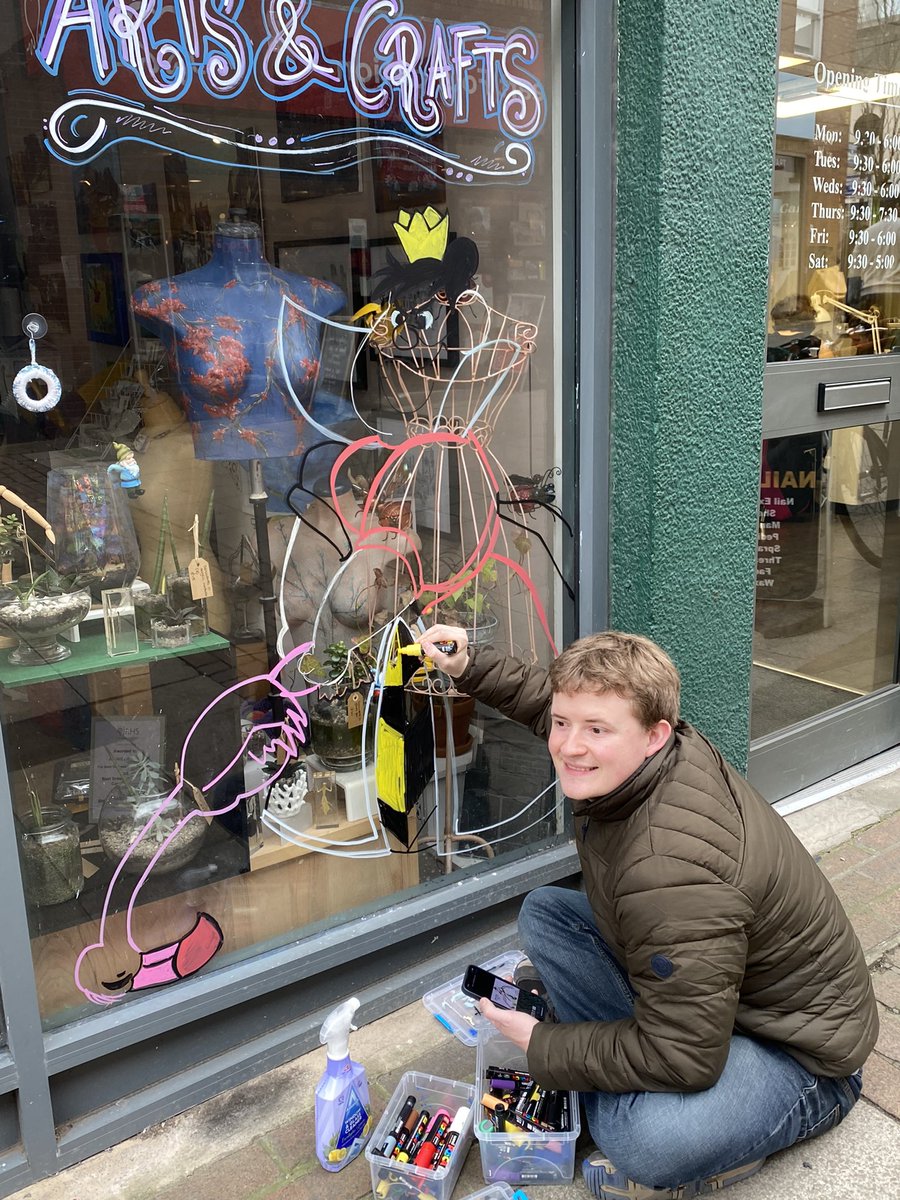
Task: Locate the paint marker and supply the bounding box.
[389,1107,420,1159]
[396,1109,430,1162]
[414,1109,451,1168]
[400,640,458,656]
[486,1066,533,1085]
[434,1105,469,1170]
[378,1094,416,1157]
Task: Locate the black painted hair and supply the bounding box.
[372,237,479,309]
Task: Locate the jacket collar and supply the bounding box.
[571,726,681,822]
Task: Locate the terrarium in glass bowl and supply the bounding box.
[98,753,207,876]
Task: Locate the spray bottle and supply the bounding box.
[315,997,372,1171]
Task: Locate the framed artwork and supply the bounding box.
[81,252,128,345]
[276,112,362,202]
[275,236,353,306]
[371,124,447,214]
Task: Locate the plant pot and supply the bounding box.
[151,618,192,649]
[133,591,168,640]
[98,782,207,875]
[18,805,83,907]
[309,685,375,772]
[438,611,499,648]
[165,570,208,637]
[416,693,475,757]
[0,589,92,664]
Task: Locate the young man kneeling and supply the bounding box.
[421,627,877,1200]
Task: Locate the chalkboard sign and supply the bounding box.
[89,715,166,821]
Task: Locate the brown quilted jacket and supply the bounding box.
[459,647,879,1094]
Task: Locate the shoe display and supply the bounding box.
[582,1152,766,1199]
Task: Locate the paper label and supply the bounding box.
[346,691,364,729]
[189,556,214,599]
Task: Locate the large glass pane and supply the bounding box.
[0,0,569,1027]
[770,2,900,361]
[752,420,900,736]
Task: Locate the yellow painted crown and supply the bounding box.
[393,206,448,263]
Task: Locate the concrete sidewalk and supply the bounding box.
[10,767,900,1200]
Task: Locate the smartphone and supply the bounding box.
[462,965,549,1020]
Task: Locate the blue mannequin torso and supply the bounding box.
[132,222,345,460]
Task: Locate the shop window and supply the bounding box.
[793,0,824,60]
[0,0,570,1027]
[770,0,900,361]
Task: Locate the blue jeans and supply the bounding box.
[519,887,862,1189]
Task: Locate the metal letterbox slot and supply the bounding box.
[817,378,891,413]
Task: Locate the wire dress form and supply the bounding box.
[268,275,562,862]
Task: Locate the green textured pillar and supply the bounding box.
[611,0,779,768]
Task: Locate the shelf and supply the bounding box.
[0,631,231,689]
[249,815,383,871]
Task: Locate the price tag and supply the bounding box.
[188,512,214,599]
[189,556,214,599]
[347,691,364,729]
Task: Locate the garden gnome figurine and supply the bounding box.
[108,443,144,497]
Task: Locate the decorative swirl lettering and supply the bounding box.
[377,19,441,136]
[108,0,190,99]
[255,0,343,100]
[500,31,545,138]
[197,0,251,97]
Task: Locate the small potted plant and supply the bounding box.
[98,751,207,875]
[427,559,499,647]
[0,568,93,664]
[17,774,84,907]
[133,589,169,640]
[303,640,377,772]
[150,601,195,649]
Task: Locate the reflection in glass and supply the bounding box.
[771,4,900,361]
[752,421,900,738]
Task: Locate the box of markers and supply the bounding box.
[474,1026,580,1186]
[422,950,524,1046]
[364,1070,476,1200]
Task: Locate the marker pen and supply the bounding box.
[378,1094,416,1157]
[389,1107,420,1159]
[486,1066,533,1086]
[400,640,458,657]
[434,1106,469,1170]
[414,1109,451,1168]
[396,1109,430,1162]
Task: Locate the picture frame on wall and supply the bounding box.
[275,236,354,306]
[371,124,447,214]
[276,112,362,203]
[81,252,128,345]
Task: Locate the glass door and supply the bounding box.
[750,1,900,799]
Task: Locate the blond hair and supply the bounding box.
[548,632,680,728]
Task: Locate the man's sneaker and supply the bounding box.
[513,956,545,994]
[582,1152,766,1199]
[513,957,557,1021]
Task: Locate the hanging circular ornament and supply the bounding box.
[13,314,61,413]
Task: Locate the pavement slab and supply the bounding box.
[7,783,900,1200]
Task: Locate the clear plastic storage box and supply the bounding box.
[474,1026,580,1186]
[457,1185,522,1199]
[364,1070,476,1200]
[457,1185,521,1199]
[422,949,524,1045]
